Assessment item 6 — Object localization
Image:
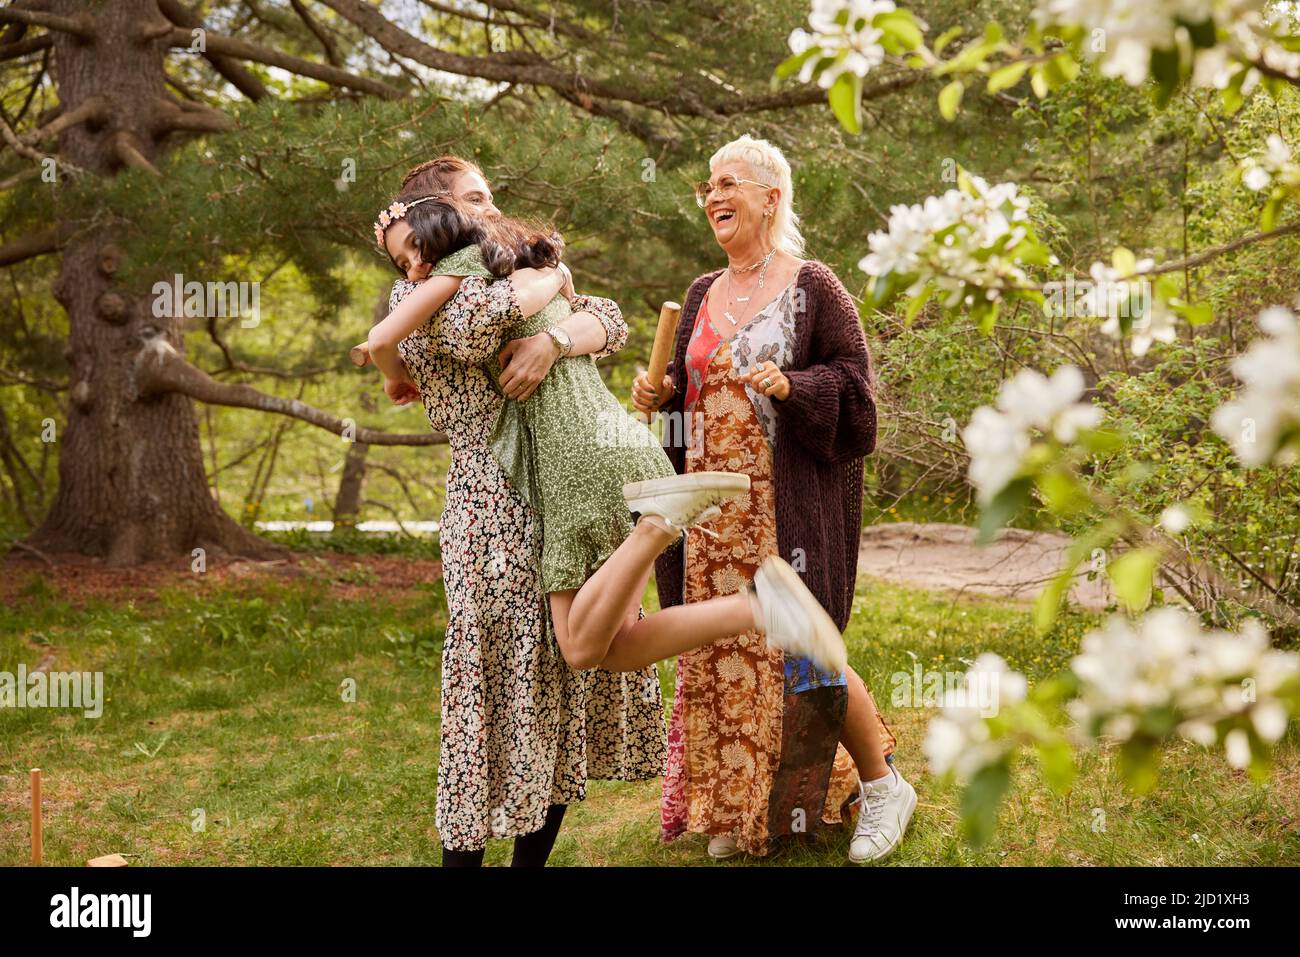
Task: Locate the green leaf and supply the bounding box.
[1037,468,1087,516]
[1076,427,1124,455]
[1111,245,1137,277]
[1107,547,1160,612]
[1030,64,1049,99]
[961,760,1012,847]
[1261,196,1281,231]
[934,25,963,55]
[827,71,862,135]
[1171,300,1213,326]
[875,10,924,52]
[987,61,1031,94]
[1150,45,1181,107]
[1118,736,1160,794]
[1035,738,1075,792]
[1034,565,1072,634]
[1182,16,1217,49]
[904,285,932,324]
[1042,52,1080,88]
[938,80,965,121]
[775,47,819,82]
[978,476,1033,545]
[974,296,1000,334]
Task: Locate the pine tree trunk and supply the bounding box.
[25,0,276,564]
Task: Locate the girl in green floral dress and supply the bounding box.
[369,195,847,676]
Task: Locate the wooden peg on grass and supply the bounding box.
[30,768,42,866]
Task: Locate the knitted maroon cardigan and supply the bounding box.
[653,260,877,632]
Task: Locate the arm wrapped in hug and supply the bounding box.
[570,294,628,359]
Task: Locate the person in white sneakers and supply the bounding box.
[633,135,914,863]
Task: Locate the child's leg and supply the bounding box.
[597,592,754,672]
[840,666,891,781]
[550,519,678,669]
[551,586,755,673]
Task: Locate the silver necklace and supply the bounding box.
[723,248,776,326]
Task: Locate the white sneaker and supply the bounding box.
[707,835,740,860]
[623,472,750,535]
[750,556,848,674]
[849,768,916,863]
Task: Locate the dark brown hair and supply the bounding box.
[391,193,562,279]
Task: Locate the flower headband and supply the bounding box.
[373,194,443,248]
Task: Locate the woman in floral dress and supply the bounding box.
[634,136,915,862]
[380,158,666,866]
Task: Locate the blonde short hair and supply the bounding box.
[708,134,805,258]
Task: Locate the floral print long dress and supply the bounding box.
[392,274,666,853]
[660,284,865,857]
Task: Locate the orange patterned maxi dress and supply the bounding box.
[660,286,882,856]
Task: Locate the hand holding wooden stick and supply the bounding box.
[638,301,681,423]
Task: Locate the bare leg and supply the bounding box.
[840,666,890,781]
[599,592,754,672]
[548,519,679,669]
[550,586,755,673]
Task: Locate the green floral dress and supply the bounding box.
[434,244,675,593]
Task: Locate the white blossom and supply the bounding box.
[1241,133,1300,193]
[961,365,1101,503]
[1034,0,1295,89]
[924,654,1028,780]
[859,175,1035,303]
[1159,504,1192,534]
[1087,257,1178,356]
[1211,305,1300,466]
[789,0,899,88]
[1070,609,1299,759]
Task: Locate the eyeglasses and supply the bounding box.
[693,175,771,208]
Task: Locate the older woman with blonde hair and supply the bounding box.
[632,134,915,862]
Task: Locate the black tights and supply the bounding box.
[440,803,568,867]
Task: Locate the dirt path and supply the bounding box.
[857,522,1111,611]
[4,522,1108,613]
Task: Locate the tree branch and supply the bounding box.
[164,25,404,100]
[0,226,63,267]
[0,8,93,41]
[288,0,340,67]
[134,334,446,447]
[153,97,234,135]
[0,108,83,173]
[110,130,160,175]
[155,0,270,102]
[1140,219,1300,276]
[6,94,107,151]
[0,33,51,61]
[317,0,924,117]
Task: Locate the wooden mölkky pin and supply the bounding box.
[641,301,681,423]
[30,768,42,866]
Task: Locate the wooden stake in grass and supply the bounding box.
[30,768,42,866]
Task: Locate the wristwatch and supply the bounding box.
[545,325,573,358]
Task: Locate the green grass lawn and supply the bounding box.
[2,555,1296,866]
